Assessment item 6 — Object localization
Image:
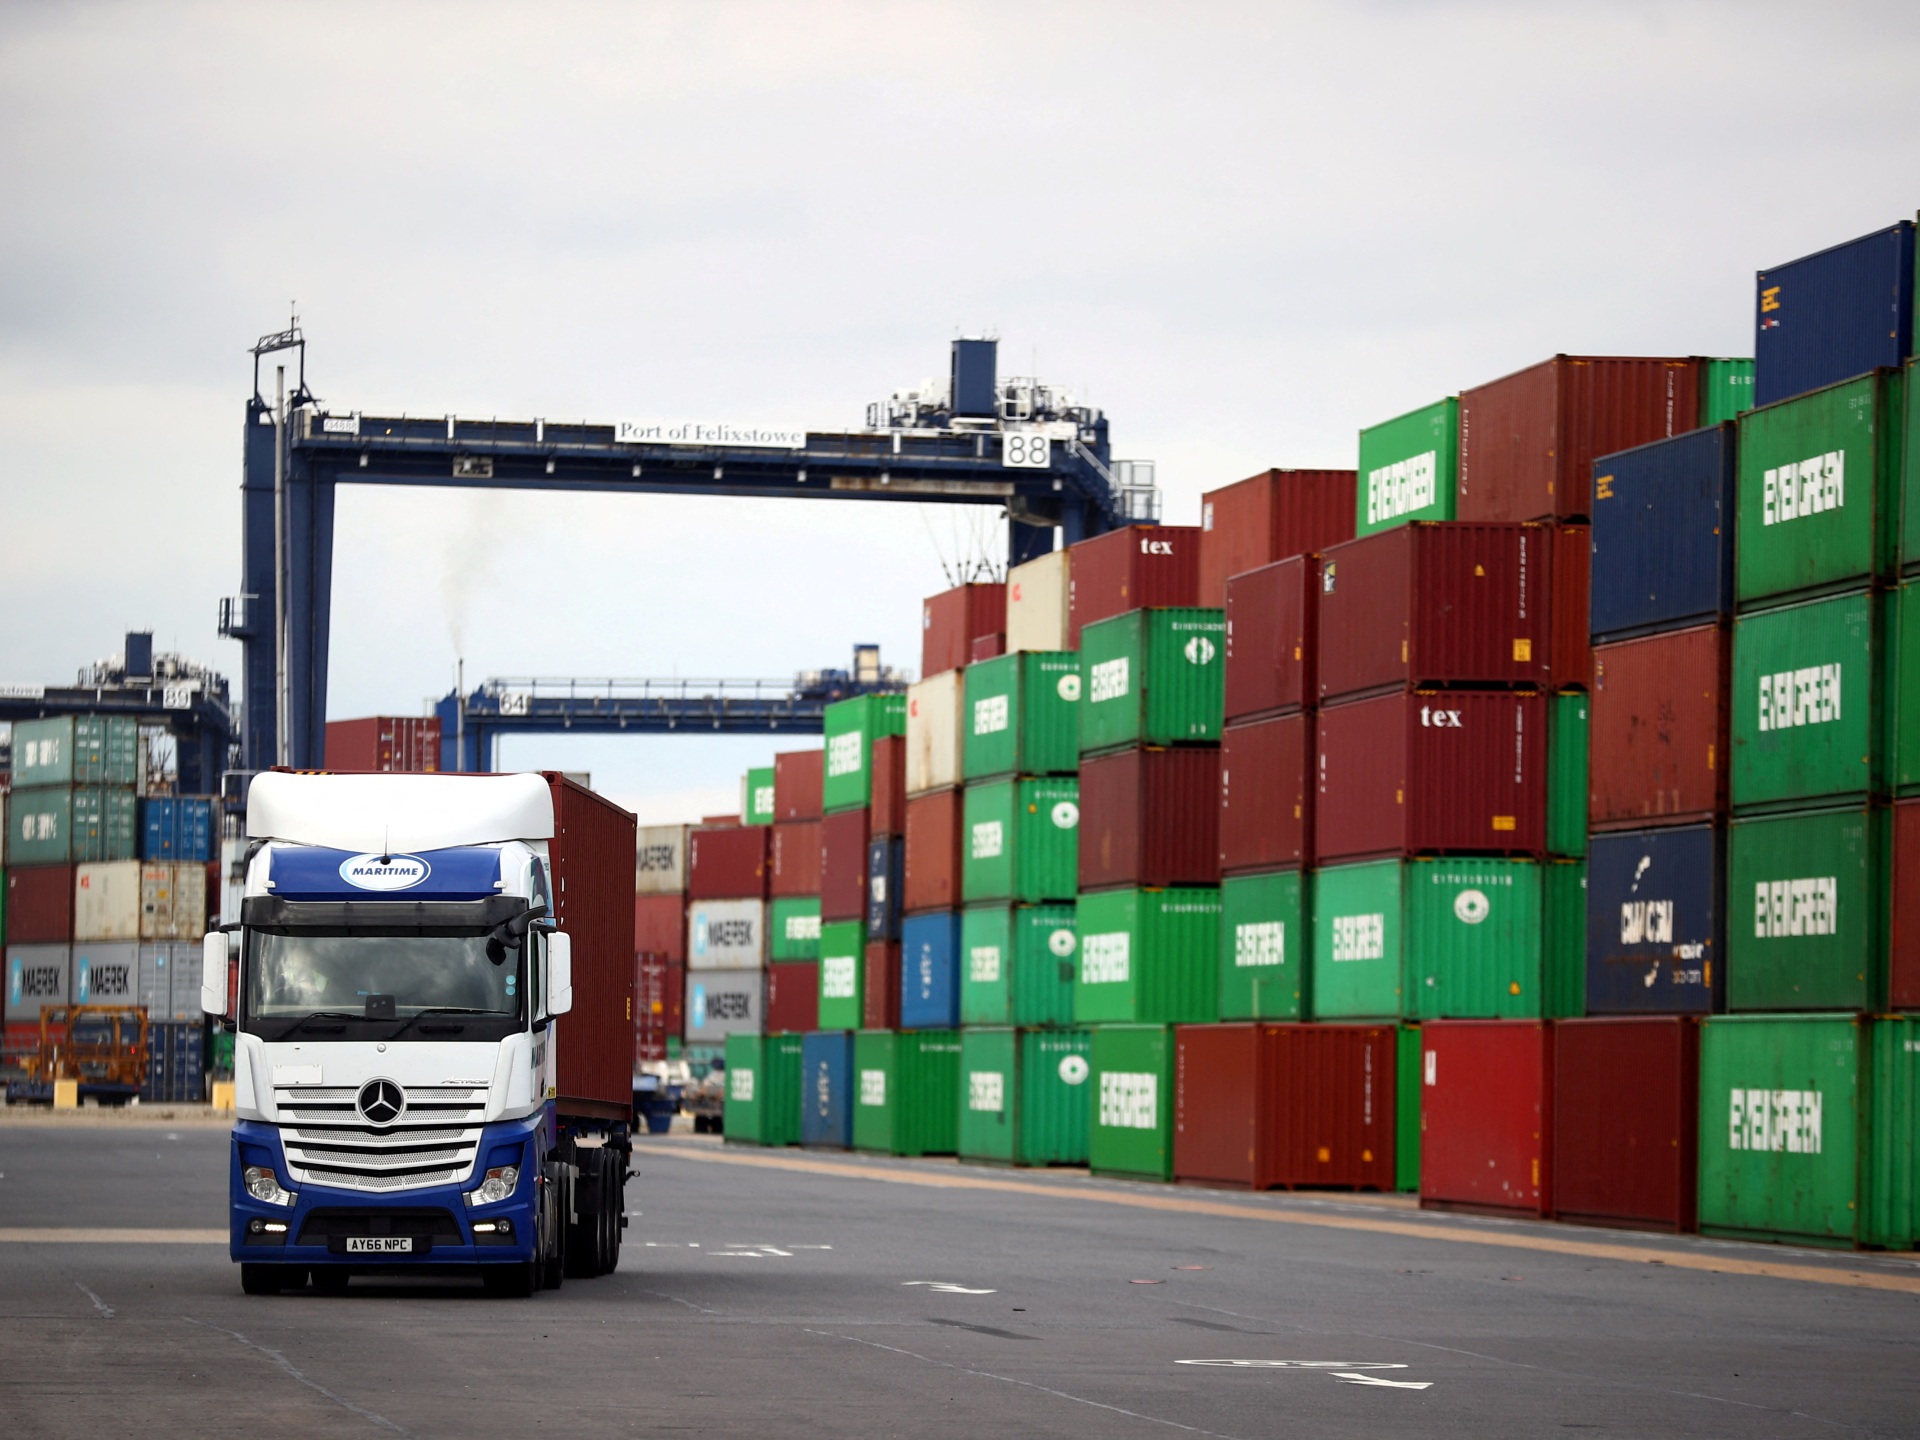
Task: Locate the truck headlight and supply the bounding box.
[464,1165,519,1207]
[244,1165,296,1206]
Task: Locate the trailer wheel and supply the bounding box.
[482,1261,536,1297]
[240,1264,304,1295]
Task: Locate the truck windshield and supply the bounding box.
[244,928,523,1040]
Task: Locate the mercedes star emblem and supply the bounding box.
[357,1078,406,1126]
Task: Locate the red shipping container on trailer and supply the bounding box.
[1199,469,1356,609]
[545,773,639,1114]
[1079,746,1221,891]
[688,825,769,899]
[1457,356,1700,523]
[1316,523,1553,704]
[1891,799,1920,1009]
[1549,524,1592,691]
[766,961,820,1033]
[1420,1019,1553,1218]
[870,735,907,837]
[7,865,76,943]
[770,820,823,897]
[1224,556,1316,723]
[633,893,686,962]
[1220,714,1311,873]
[1316,691,1547,862]
[635,953,685,1063]
[324,716,441,773]
[903,789,963,913]
[863,942,902,1028]
[1553,1017,1698,1233]
[820,807,870,921]
[1589,625,1729,830]
[923,583,1007,677]
[773,749,823,822]
[1067,525,1202,647]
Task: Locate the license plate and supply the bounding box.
[344,1236,417,1254]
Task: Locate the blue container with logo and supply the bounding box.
[141,797,216,862]
[1754,221,1915,408]
[1586,824,1725,1015]
[899,910,962,1029]
[799,1030,854,1148]
[1590,425,1737,641]
[866,835,903,942]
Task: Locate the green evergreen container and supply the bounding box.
[1088,1023,1174,1180]
[1078,609,1225,755]
[1548,692,1589,858]
[852,1029,960,1156]
[1736,368,1905,608]
[12,716,139,787]
[1895,581,1920,795]
[822,693,907,814]
[816,920,866,1029]
[1395,1022,1422,1193]
[723,1032,803,1146]
[743,767,775,825]
[1073,887,1219,1024]
[962,651,1082,780]
[959,903,1076,1026]
[1905,357,1920,572]
[7,786,137,865]
[1699,358,1755,426]
[1309,859,1404,1019]
[1356,396,1458,534]
[957,1027,1093,1166]
[769,897,821,961]
[1216,869,1307,1020]
[961,777,1079,903]
[1726,806,1888,1012]
[1730,588,1895,812]
[1543,859,1587,1020]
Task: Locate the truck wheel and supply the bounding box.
[240,1264,303,1295]
[540,1158,566,1289]
[310,1268,350,1295]
[482,1262,536,1298]
[564,1149,604,1279]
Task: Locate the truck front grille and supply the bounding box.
[274,1085,486,1194]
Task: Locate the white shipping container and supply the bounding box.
[635,823,691,895]
[686,898,766,971]
[142,862,208,941]
[683,968,764,1042]
[1007,549,1070,653]
[6,943,71,1023]
[74,941,139,1005]
[138,942,197,1020]
[905,670,964,796]
[74,861,143,942]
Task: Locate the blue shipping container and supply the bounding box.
[1589,424,1737,641]
[1585,825,1725,1015]
[1754,221,1915,408]
[899,910,961,1028]
[141,1018,206,1103]
[799,1030,854,1148]
[866,835,903,942]
[140,797,215,862]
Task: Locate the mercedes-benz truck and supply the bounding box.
[205,770,636,1296]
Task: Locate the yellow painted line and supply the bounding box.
[0,1228,228,1244]
[652,1145,1920,1297]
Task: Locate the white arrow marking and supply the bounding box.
[1177,1361,1406,1370]
[903,1281,998,1294]
[1334,1372,1432,1389]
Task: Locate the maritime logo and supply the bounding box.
[1056,673,1082,702]
[339,854,430,891]
[1183,636,1216,666]
[1058,1054,1090,1086]
[1047,928,1077,958]
[1051,801,1080,830]
[1453,889,1491,925]
[357,1079,406,1126]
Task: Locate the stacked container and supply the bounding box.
[684,818,768,1057]
[766,748,823,1037]
[633,823,690,1065]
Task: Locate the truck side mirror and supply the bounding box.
[546,932,574,1016]
[202,932,232,1017]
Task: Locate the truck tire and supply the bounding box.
[482,1261,536,1298]
[564,1149,605,1278]
[540,1158,566,1289]
[240,1263,304,1295]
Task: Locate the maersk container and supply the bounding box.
[685,969,763,1042]
[822,693,907,814]
[958,1027,1093,1166]
[1553,1017,1698,1233]
[1217,869,1306,1021]
[743,766,776,826]
[1224,556,1316,723]
[961,776,1079,903]
[1079,609,1226,754]
[1198,469,1356,609]
[905,670,964,797]
[7,787,137,866]
[1068,525,1202,646]
[1548,693,1587,858]
[686,898,765,971]
[865,833,902,940]
[769,895,821,961]
[1356,397,1459,535]
[1589,425,1737,641]
[1079,746,1219,891]
[1736,369,1906,607]
[900,910,961,1029]
[816,920,866,1030]
[1073,887,1219,1025]
[1089,1023,1176,1180]
[852,1029,961,1156]
[635,823,691,895]
[1586,825,1725,1015]
[800,1031,855,1148]
[962,651,1081,780]
[1753,221,1915,409]
[1589,625,1730,830]
[724,1032,803,1147]
[1419,1019,1554,1217]
[5,943,70,1023]
[1220,714,1311,875]
[12,716,139,787]
[1699,358,1755,426]
[958,902,1076,1027]
[1726,806,1888,1013]
[71,940,137,1006]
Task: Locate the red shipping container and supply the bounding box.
[863,942,901,1028]
[923,583,1006,678]
[635,953,685,1064]
[770,820,822,897]
[1067,525,1201,647]
[1199,469,1356,609]
[1891,799,1920,1010]
[1458,356,1699,523]
[1549,523,1591,691]
[870,735,906,837]
[773,749,823,823]
[633,893,686,962]
[7,864,76,943]
[1224,556,1316,723]
[970,633,1006,663]
[545,773,639,1115]
[1317,691,1547,862]
[766,961,820,1033]
[702,814,741,827]
[1420,1019,1554,1218]
[1589,625,1728,831]
[903,789,963,913]
[820,807,870,921]
[1079,746,1221,891]
[1553,1017,1698,1232]
[1174,1023,1399,1191]
[1316,523,1553,704]
[324,716,441,772]
[2,1021,37,1072]
[688,825,769,900]
[1220,714,1311,874]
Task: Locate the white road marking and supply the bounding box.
[1335,1372,1433,1390]
[1177,1361,1408,1370]
[903,1281,997,1294]
[76,1282,114,1318]
[0,1228,226,1244]
[183,1317,413,1435]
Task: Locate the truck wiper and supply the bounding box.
[274,1011,365,1040]
[386,1007,504,1041]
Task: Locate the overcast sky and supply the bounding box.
[4,1,1918,821]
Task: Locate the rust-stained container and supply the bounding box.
[774,749,823,822]
[923,583,1007,677]
[1316,691,1547,862]
[1079,746,1221,891]
[820,807,869,921]
[633,893,686,962]
[688,824,769,899]
[1199,469,1356,608]
[323,715,441,773]
[870,735,906,837]
[7,864,76,943]
[1552,1017,1698,1232]
[1550,523,1592,691]
[1174,1022,1399,1191]
[545,773,639,1115]
[1220,714,1311,874]
[766,960,819,1033]
[1225,556,1316,722]
[1893,798,1920,1009]
[1458,355,1700,522]
[770,819,822,897]
[863,941,901,1028]
[1067,524,1201,647]
[635,953,685,1063]
[1419,1018,1553,1218]
[1316,522,1554,703]
[1589,625,1729,830]
[903,788,964,913]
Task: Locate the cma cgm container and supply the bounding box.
[1198,469,1355,608]
[958,1027,1093,1166]
[1068,525,1201,646]
[1753,220,1915,409]
[816,921,865,1030]
[799,1031,855,1149]
[905,671,963,796]
[962,651,1081,780]
[1458,355,1698,523]
[922,582,1006,678]
[822,694,907,814]
[852,1029,960,1157]
[1089,1023,1176,1180]
[1074,887,1220,1025]
[962,776,1079,903]
[1585,825,1725,1015]
[1552,1017,1698,1232]
[1220,714,1310,874]
[1008,549,1071,654]
[769,820,821,896]
[1589,426,1736,641]
[959,903,1076,1027]
[688,825,768,899]
[324,716,440,772]
[1079,609,1226,754]
[1224,556,1316,723]
[774,748,823,822]
[1419,1019,1554,1218]
[1726,806,1888,1013]
[820,807,869,921]
[1356,398,1459,534]
[765,960,819,1033]
[723,1032,803,1147]
[1589,626,1730,830]
[903,789,963,913]
[900,910,961,1029]
[1218,869,1306,1020]
[1079,747,1219,891]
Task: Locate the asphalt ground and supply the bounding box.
[1,1122,1916,1438]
